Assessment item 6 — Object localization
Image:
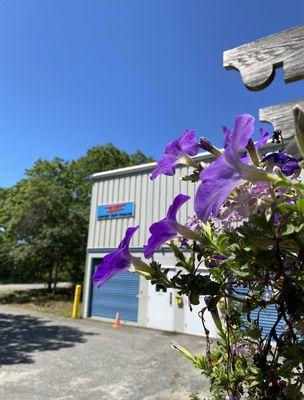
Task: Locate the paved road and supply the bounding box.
[0,306,211,400]
[0,282,71,292]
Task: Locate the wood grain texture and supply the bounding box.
[259,99,304,157]
[224,25,304,91]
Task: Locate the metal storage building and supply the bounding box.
[82,152,218,336]
[82,145,285,336]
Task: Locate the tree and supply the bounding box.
[0,144,152,289]
[71,143,152,205]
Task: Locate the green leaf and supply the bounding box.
[296,197,304,213]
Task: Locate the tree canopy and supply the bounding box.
[0,144,152,289]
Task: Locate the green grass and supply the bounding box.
[0,287,82,318]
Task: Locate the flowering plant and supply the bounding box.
[94,107,304,400]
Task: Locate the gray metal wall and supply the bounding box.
[87,159,209,250]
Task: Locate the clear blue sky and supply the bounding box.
[0,0,304,187]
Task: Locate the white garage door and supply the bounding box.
[147,270,175,331]
[184,296,218,337]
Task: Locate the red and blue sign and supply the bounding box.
[97,202,135,219]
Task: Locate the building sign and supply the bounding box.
[97,202,135,219]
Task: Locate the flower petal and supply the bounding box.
[150,154,178,180]
[262,152,300,176]
[256,128,270,148]
[93,226,138,287]
[166,194,191,224]
[195,156,244,222]
[223,125,232,148]
[151,130,198,180]
[118,226,139,249]
[230,114,255,150]
[143,220,176,258]
[281,159,300,176]
[144,194,190,258]
[195,115,254,221]
[164,139,183,157]
[93,249,129,287]
[178,130,199,156]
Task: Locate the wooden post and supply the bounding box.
[259,99,304,157]
[223,25,304,91]
[223,24,304,146]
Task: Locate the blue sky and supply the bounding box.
[0,0,303,187]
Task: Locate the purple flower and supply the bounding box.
[195,115,254,221]
[223,125,233,148]
[232,340,254,358]
[144,194,200,258]
[262,152,300,176]
[207,255,227,268]
[185,213,202,231]
[150,130,199,180]
[195,115,278,222]
[256,127,270,148]
[93,226,138,287]
[204,295,214,309]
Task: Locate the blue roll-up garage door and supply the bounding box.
[249,305,285,336]
[90,258,140,322]
[234,286,285,336]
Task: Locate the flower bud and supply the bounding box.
[204,295,214,308]
[246,138,260,166]
[170,341,196,362]
[199,137,222,157]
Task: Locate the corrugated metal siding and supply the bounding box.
[88,164,198,249]
[235,286,285,336]
[90,258,140,322]
[250,306,286,336]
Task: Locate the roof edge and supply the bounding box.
[91,141,279,181]
[91,152,214,181]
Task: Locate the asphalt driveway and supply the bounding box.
[0,305,210,400]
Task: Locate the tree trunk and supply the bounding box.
[52,265,58,295]
[47,267,53,293]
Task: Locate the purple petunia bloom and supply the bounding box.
[150,130,199,180]
[144,194,200,258]
[194,115,278,222]
[195,115,255,222]
[143,194,189,258]
[93,226,138,287]
[262,152,300,176]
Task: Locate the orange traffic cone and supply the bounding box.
[112,312,122,328]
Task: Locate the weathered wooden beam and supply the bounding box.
[259,99,304,157]
[224,25,304,91]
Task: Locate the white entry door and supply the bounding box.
[184,296,218,337]
[147,270,175,331]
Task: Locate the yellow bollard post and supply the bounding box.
[72,284,82,319]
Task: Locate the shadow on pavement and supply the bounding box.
[0,312,95,366]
